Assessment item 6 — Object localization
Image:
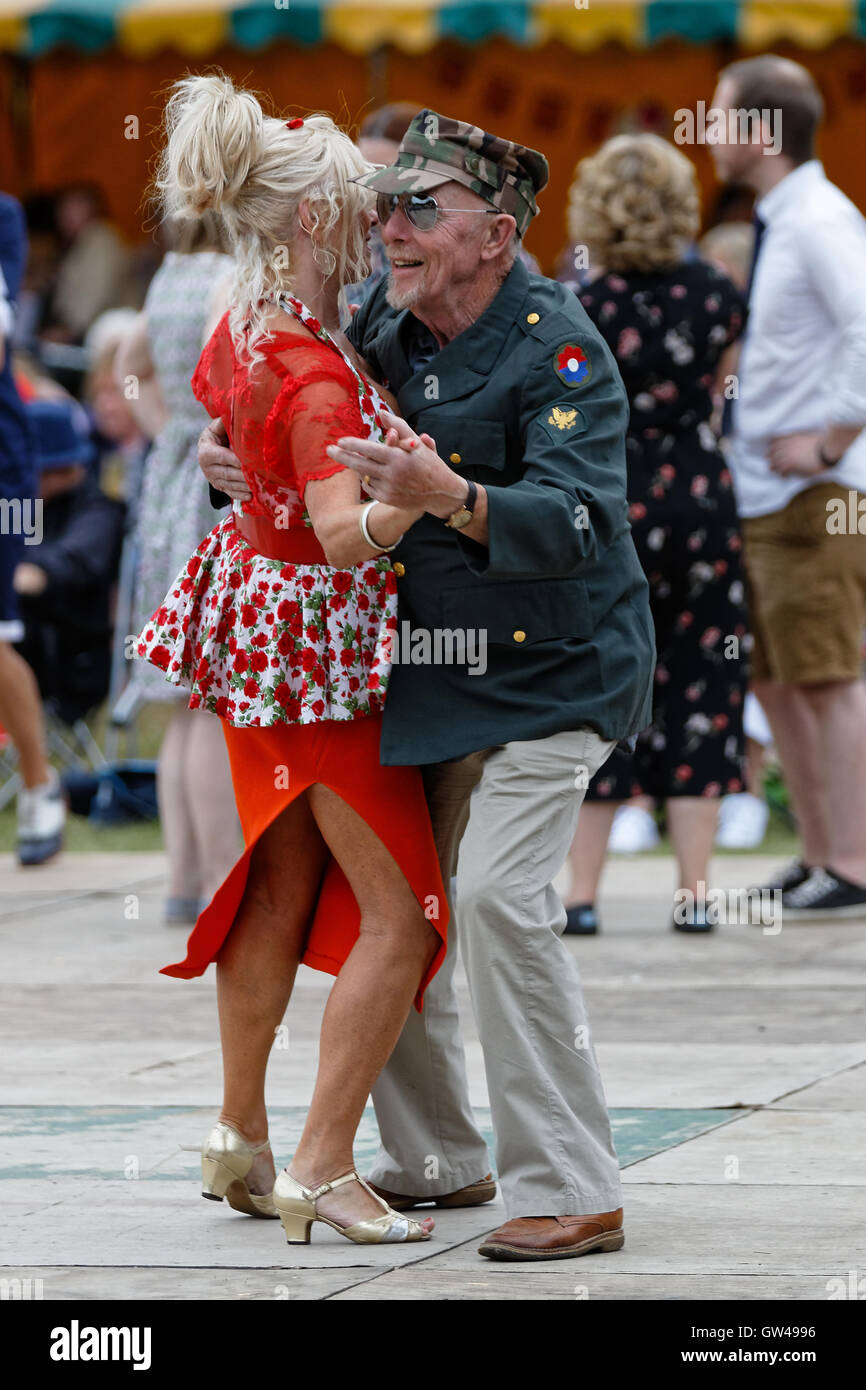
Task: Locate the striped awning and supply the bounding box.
[0,0,863,58]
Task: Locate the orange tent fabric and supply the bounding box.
[3,37,865,273]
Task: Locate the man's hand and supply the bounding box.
[326,409,468,518]
[14,562,48,596]
[767,431,828,478]
[198,419,251,501]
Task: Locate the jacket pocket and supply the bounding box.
[414,415,508,473]
[440,576,594,645]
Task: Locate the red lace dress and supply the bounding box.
[133,299,447,1006]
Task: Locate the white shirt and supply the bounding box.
[0,264,13,341]
[730,160,866,517]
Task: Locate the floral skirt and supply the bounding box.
[133,513,397,728]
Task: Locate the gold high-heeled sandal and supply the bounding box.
[273,1168,433,1245]
[201,1121,279,1219]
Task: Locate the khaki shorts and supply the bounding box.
[742,482,866,685]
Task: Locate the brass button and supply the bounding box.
[393,561,406,577]
[449,452,462,464]
[526,312,540,325]
[513,629,526,643]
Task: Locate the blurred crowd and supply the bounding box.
[2,64,864,929]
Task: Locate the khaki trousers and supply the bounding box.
[370,726,623,1218]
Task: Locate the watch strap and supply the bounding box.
[445,479,477,528]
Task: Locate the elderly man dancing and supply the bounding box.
[201,110,654,1260]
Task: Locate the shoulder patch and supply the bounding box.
[553,342,592,389]
[537,401,587,445]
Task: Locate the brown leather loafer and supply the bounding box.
[478,1209,624,1261]
[368,1173,497,1212]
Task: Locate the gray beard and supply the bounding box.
[385,273,423,311]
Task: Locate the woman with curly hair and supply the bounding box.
[563,134,750,934]
[134,74,446,1244]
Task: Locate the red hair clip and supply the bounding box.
[286,118,304,129]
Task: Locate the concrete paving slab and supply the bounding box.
[444,1185,866,1280]
[329,1270,836,1301]
[2,849,864,1300]
[0,1178,505,1270]
[0,1265,375,1301]
[597,1043,866,1108]
[621,1108,866,1186]
[769,1064,866,1112]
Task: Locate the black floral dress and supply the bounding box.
[577,261,749,801]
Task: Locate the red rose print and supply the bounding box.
[233,651,249,673]
[243,677,259,698]
[312,699,325,718]
[241,603,258,627]
[332,572,352,594]
[301,648,317,671]
[250,650,268,673]
[151,645,170,670]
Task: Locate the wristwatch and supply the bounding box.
[444,479,478,530]
[818,442,842,469]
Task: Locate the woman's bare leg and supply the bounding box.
[216,791,329,1191]
[184,709,242,902]
[289,784,441,1228]
[0,642,50,787]
[566,800,620,906]
[666,796,719,897]
[157,706,200,900]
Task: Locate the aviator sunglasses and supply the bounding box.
[375,191,498,231]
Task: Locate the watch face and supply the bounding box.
[447,507,472,529]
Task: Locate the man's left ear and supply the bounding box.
[481,213,517,260]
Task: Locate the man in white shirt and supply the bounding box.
[708,54,866,918]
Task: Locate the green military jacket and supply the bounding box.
[347,257,655,767]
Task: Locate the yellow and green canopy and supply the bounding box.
[1,0,863,58]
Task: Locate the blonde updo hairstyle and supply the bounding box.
[568,134,700,274]
[156,72,373,364]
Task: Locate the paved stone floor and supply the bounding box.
[2,848,865,1301]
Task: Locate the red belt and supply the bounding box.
[233,511,328,564]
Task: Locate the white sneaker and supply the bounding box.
[716,793,769,849]
[17,768,66,865]
[608,804,660,854]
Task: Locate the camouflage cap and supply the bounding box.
[353,109,549,238]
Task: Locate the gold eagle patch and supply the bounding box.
[548,406,578,431]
